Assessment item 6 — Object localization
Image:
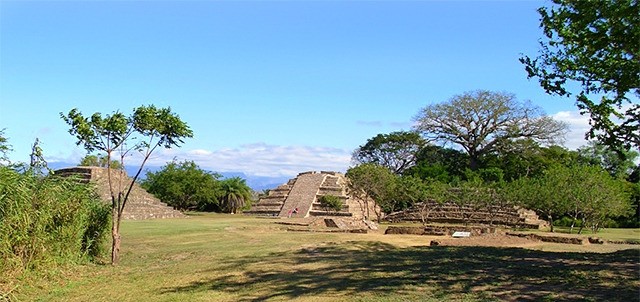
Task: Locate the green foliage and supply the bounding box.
[577,142,639,179]
[318,195,343,212]
[509,165,631,233]
[407,145,468,182]
[61,105,193,264]
[352,131,427,174]
[446,179,498,225]
[141,160,222,211]
[82,199,111,258]
[346,163,397,215]
[413,90,567,170]
[61,109,130,154]
[80,154,123,170]
[521,0,640,152]
[617,181,640,228]
[0,166,110,282]
[465,167,504,183]
[483,142,590,181]
[0,128,11,163]
[219,177,253,214]
[12,214,640,302]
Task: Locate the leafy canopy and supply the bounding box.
[413,90,567,169]
[60,105,192,265]
[141,160,221,211]
[352,131,427,174]
[219,177,253,214]
[346,163,398,214]
[521,0,640,153]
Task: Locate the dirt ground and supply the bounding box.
[431,233,542,247]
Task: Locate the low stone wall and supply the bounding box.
[384,201,547,229]
[506,232,640,245]
[385,225,497,236]
[506,232,587,245]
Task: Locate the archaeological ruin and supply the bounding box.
[245,171,380,222]
[54,166,185,220]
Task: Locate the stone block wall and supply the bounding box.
[246,171,381,221]
[54,166,186,220]
[384,201,547,229]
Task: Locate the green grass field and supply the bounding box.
[12,214,640,302]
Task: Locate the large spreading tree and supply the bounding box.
[520,0,640,153]
[61,105,192,264]
[413,90,567,170]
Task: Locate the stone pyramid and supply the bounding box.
[55,166,186,220]
[245,171,380,221]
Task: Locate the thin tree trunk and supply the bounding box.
[570,215,577,233]
[420,202,430,225]
[578,217,586,234]
[111,205,120,265]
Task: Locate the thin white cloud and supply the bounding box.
[357,120,413,129]
[188,149,213,156]
[389,121,412,129]
[356,120,384,127]
[131,143,352,178]
[551,110,591,150]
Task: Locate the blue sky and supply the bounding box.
[1,0,593,177]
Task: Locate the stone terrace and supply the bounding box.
[55,167,186,220]
[384,201,548,229]
[245,171,379,220]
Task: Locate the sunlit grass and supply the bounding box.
[15,213,640,302]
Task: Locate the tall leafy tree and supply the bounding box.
[346,163,397,221]
[141,160,221,211]
[218,177,253,214]
[392,176,450,225]
[508,175,567,232]
[510,164,630,233]
[413,90,567,170]
[577,142,639,179]
[521,0,640,153]
[480,141,583,181]
[352,131,427,174]
[61,105,192,264]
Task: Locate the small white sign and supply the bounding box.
[452,231,471,238]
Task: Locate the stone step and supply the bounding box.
[309,210,353,217]
[54,166,186,220]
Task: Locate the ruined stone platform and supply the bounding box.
[55,166,186,220]
[245,171,380,221]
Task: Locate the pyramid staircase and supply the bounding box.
[54,167,186,220]
[245,171,378,220]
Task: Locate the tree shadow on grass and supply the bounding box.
[161,241,639,301]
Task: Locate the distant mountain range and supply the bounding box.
[48,162,290,191]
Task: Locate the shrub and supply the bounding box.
[318,195,343,212]
[0,167,110,285]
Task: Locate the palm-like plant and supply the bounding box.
[219,177,253,214]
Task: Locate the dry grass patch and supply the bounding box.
[13,213,640,302]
